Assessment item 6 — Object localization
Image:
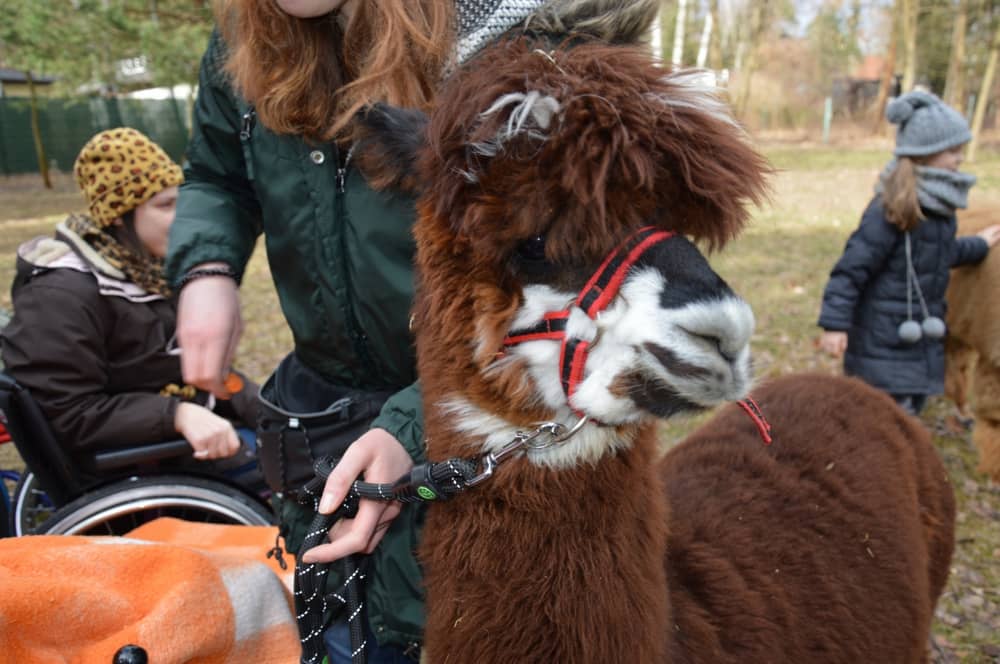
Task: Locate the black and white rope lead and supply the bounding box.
[293,418,586,664]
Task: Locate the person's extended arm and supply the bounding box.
[175,267,244,398]
[166,30,261,397]
[952,224,1000,267]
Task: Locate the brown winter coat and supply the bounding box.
[1,223,253,452]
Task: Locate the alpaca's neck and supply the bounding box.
[420,423,672,662]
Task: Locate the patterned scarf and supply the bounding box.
[455,0,548,64]
[63,213,172,297]
[878,159,977,217]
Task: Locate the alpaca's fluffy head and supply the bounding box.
[358,38,771,465]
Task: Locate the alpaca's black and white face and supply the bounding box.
[511,234,753,417]
[440,232,755,468]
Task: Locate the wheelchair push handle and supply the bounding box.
[88,439,196,473]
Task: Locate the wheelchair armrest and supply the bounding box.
[85,439,193,474]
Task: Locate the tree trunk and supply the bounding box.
[651,2,663,62]
[733,0,768,118]
[900,0,918,92]
[672,0,688,67]
[708,0,723,70]
[943,0,968,111]
[967,21,1000,163]
[872,2,900,134]
[696,11,713,69]
[25,70,52,190]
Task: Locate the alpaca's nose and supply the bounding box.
[676,296,755,365]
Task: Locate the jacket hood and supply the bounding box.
[17,220,124,278]
[14,218,163,303]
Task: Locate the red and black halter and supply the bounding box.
[500,225,772,444]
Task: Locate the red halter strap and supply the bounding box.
[499,226,772,444]
[503,227,673,410]
[737,396,772,445]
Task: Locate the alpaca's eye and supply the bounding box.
[515,235,547,262]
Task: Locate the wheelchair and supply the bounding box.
[0,372,274,536]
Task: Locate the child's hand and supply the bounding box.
[977,224,1000,248]
[819,331,848,358]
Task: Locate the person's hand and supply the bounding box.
[174,402,241,459]
[300,428,414,564]
[976,224,1000,248]
[819,330,848,358]
[176,262,243,398]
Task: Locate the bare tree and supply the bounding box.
[872,0,901,134]
[733,0,770,118]
[651,1,663,61]
[696,10,713,68]
[25,70,52,189]
[672,0,688,66]
[968,19,1000,162]
[943,0,969,111]
[900,0,918,92]
[708,0,723,70]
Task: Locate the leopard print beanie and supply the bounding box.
[73,127,183,227]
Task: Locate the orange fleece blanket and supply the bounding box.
[0,518,300,663]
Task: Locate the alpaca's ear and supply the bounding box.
[355,103,429,193]
[649,71,771,249]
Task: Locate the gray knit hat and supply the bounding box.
[455,0,548,65]
[887,90,971,157]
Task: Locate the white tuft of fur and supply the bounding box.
[469,91,562,157]
[646,69,742,131]
[439,395,630,470]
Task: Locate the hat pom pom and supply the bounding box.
[886,97,915,124]
[886,90,939,125]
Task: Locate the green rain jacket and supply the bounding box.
[165,31,425,651]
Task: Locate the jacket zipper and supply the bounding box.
[337,144,356,193]
[332,142,377,378]
[239,107,256,180]
[240,108,255,140]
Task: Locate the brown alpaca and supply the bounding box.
[945,207,1000,480]
[360,37,955,663]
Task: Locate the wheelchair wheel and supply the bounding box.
[36,475,274,536]
[11,471,55,536]
[0,478,9,538]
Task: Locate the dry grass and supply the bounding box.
[2,143,999,659]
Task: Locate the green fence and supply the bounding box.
[0,96,189,176]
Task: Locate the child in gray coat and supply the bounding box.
[819,91,1000,414]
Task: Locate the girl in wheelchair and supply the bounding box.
[1,128,259,463]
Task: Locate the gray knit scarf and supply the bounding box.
[455,0,548,64]
[877,159,977,216]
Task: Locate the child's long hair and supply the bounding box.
[218,0,454,142]
[882,157,923,231]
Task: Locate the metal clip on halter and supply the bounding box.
[466,416,589,486]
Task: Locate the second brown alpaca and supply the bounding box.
[946,207,1000,481]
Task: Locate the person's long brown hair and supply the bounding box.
[882,157,924,231]
[218,0,454,142]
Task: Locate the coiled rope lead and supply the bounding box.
[295,455,480,664]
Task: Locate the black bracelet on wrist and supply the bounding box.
[177,265,238,291]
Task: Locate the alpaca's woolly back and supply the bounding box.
[661,373,954,661]
[946,206,1000,479]
[947,208,1000,365]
